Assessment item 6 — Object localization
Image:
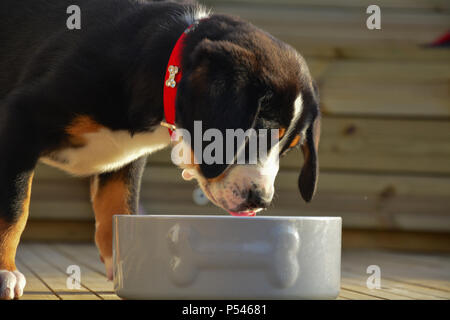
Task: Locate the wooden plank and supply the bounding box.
[275,117,450,173]
[345,268,450,299]
[31,179,89,199]
[28,243,115,299]
[342,250,450,292]
[207,3,450,54]
[29,202,93,220]
[208,4,450,44]
[343,250,450,278]
[15,257,59,300]
[17,244,101,300]
[30,167,92,220]
[302,58,333,81]
[341,282,411,299]
[302,117,450,174]
[371,253,450,288]
[341,277,416,300]
[312,44,450,62]
[23,243,103,300]
[388,251,450,269]
[341,250,450,299]
[205,3,450,60]
[53,243,107,276]
[338,287,382,300]
[204,0,450,11]
[33,164,81,180]
[320,61,450,118]
[343,230,450,252]
[342,270,448,299]
[22,220,95,241]
[277,167,449,233]
[52,244,121,299]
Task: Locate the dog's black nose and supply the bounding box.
[245,188,270,210]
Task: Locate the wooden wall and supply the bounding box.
[28,0,450,236]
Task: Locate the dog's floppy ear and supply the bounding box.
[298,83,321,202]
[298,115,320,201]
[177,39,261,179]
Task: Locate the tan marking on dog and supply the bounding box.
[289,135,301,148]
[66,115,103,136]
[65,115,104,147]
[0,173,33,271]
[92,178,130,260]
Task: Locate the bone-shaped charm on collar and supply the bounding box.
[165,65,179,88]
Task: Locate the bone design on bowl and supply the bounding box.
[167,223,301,288]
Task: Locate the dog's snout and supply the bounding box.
[245,188,270,210]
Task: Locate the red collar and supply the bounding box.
[161,22,199,136]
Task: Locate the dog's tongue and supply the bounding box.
[228,210,256,217]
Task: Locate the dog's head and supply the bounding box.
[172,15,320,215]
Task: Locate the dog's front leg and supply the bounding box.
[0,170,34,300]
[90,156,147,280]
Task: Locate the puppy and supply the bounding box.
[0,0,320,299]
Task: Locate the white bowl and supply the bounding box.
[113,215,342,299]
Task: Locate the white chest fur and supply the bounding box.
[40,126,170,176]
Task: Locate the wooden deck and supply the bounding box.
[15,242,450,300]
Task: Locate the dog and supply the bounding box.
[0,0,320,299]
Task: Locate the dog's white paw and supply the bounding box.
[0,270,26,300]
